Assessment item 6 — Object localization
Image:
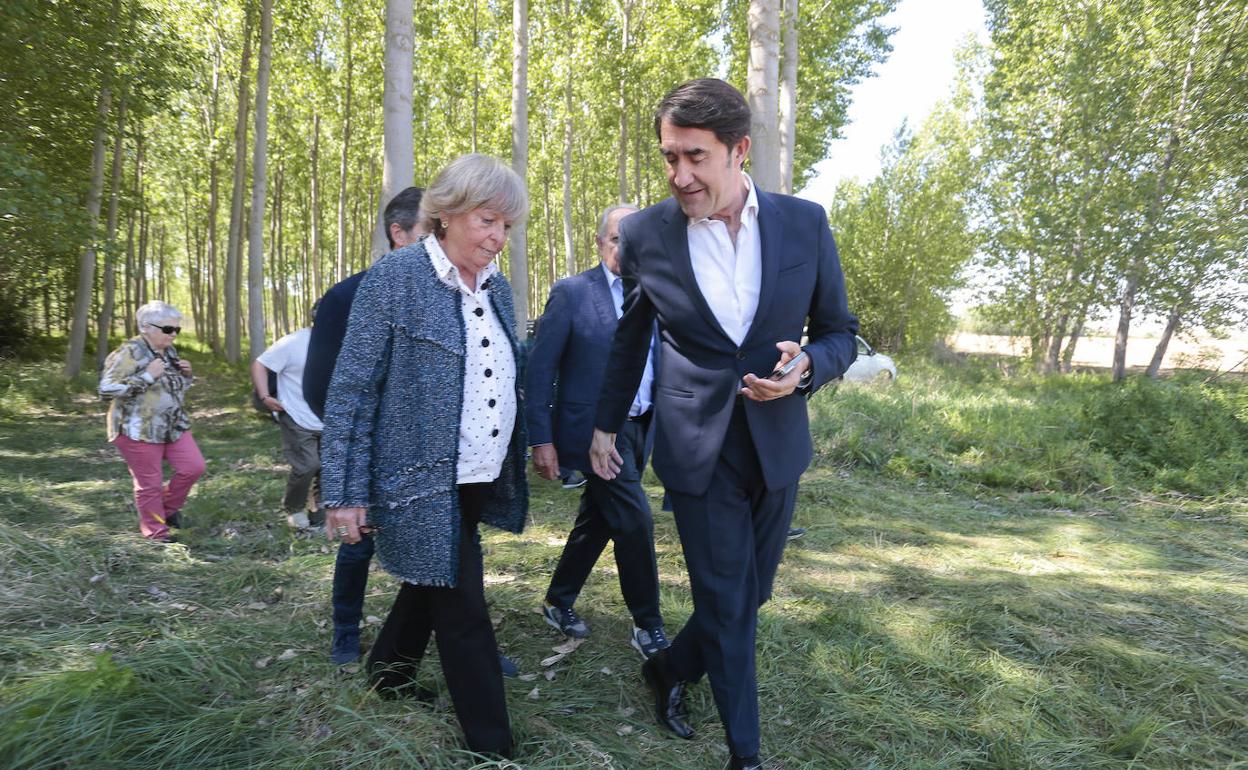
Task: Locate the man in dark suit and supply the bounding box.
[305,187,425,665]
[526,204,669,659]
[590,79,858,770]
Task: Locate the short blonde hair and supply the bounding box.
[419,154,529,235]
[136,300,183,329]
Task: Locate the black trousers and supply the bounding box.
[367,484,512,756]
[544,415,662,628]
[663,400,796,759]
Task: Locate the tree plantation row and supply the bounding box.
[1,0,1244,380]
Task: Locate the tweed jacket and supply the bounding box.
[319,242,528,587]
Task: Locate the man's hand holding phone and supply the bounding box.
[740,341,809,402]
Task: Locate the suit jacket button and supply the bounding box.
[737,350,746,360]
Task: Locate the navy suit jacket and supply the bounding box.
[594,191,858,495]
[303,270,367,421]
[526,265,654,474]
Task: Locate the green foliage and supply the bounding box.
[810,356,1248,496]
[1082,376,1248,495]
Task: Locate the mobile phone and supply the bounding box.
[769,350,808,381]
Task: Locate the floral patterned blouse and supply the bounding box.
[99,337,194,443]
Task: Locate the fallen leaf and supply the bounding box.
[600,667,613,675]
[617,706,635,718]
[254,656,273,669]
[277,649,297,661]
[540,652,568,667]
[544,669,556,681]
[519,673,538,682]
[342,664,360,675]
[311,724,332,740]
[527,686,541,700]
[616,725,634,736]
[89,574,107,584]
[247,601,268,611]
[552,638,585,655]
[365,615,382,625]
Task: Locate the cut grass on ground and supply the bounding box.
[0,353,1245,769]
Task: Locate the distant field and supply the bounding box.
[950,332,1248,372]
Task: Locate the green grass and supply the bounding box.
[0,352,1245,769]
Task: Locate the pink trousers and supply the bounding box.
[113,432,206,540]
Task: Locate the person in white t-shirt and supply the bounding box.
[251,321,325,529]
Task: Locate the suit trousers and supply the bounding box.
[544,415,662,628]
[367,484,512,756]
[663,400,796,759]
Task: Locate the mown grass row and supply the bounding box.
[1,347,1245,768]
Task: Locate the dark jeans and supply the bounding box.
[545,415,662,628]
[663,401,796,759]
[367,484,512,756]
[332,533,375,638]
[277,413,320,513]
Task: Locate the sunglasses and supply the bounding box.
[146,323,182,335]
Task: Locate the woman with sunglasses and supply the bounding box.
[99,300,206,543]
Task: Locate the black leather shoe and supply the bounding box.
[641,652,694,739]
[725,756,763,770]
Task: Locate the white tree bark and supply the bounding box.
[225,13,253,363]
[373,0,414,260]
[65,72,113,376]
[778,0,798,194]
[509,0,530,335]
[336,16,353,282]
[96,94,128,370]
[247,0,273,359]
[747,0,781,192]
[562,54,575,277]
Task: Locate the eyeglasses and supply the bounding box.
[146,324,182,335]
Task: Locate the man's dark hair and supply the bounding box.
[384,186,424,248]
[653,78,751,150]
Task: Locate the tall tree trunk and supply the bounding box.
[95,94,128,370]
[616,0,631,201]
[65,75,114,376]
[509,0,530,336]
[124,208,134,335]
[310,111,322,297]
[562,47,575,277]
[374,0,415,259]
[336,16,353,283]
[225,11,254,363]
[1112,7,1204,381]
[1145,305,1183,378]
[205,38,223,352]
[247,0,273,359]
[746,0,781,192]
[778,0,797,193]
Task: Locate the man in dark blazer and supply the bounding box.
[526,204,669,659]
[590,79,859,770]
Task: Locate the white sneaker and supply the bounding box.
[285,512,311,529]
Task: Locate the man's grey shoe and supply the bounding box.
[630,625,670,659]
[786,527,807,541]
[561,471,587,490]
[542,602,590,638]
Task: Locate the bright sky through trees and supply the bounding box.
[799,0,989,207]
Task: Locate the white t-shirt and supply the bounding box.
[257,327,324,432]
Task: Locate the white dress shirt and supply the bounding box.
[603,262,655,417]
[425,235,517,484]
[686,174,762,346]
[256,327,323,432]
